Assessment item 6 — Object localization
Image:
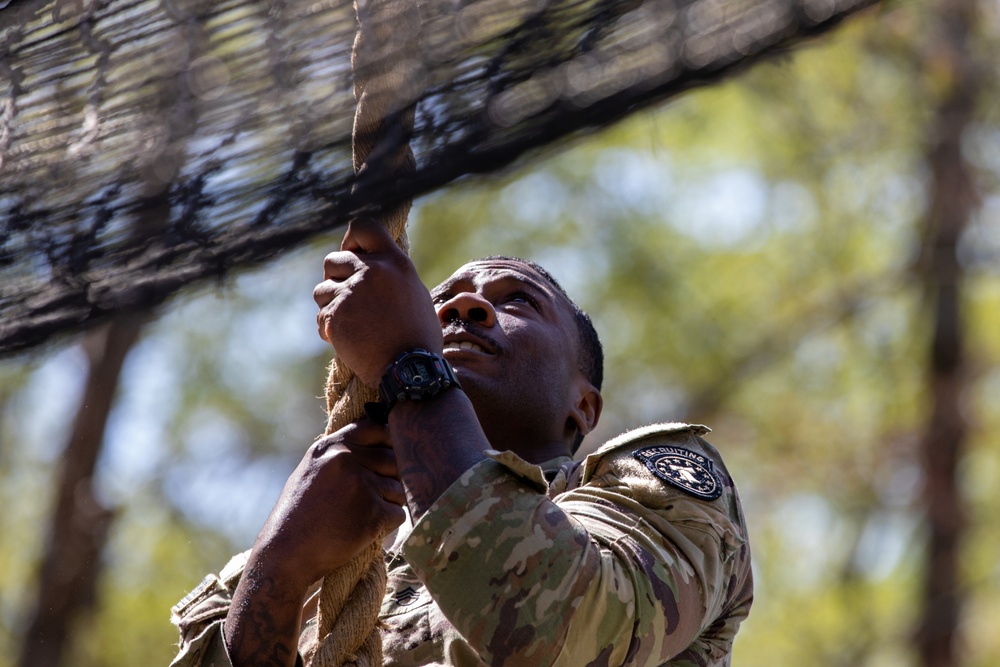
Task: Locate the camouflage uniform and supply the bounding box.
[171,423,753,667]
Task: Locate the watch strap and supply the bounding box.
[364,400,392,424]
[365,349,460,424]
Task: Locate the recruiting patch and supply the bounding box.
[633,446,723,500]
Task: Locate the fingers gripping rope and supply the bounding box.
[310,0,420,664]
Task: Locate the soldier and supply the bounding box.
[170,220,753,666]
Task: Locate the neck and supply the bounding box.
[481,424,572,464]
[515,441,573,465]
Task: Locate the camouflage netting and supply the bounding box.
[0,0,878,354]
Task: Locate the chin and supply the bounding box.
[453,376,494,418]
[450,363,491,389]
[452,369,484,399]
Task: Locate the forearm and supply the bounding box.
[224,555,307,667]
[389,389,489,518]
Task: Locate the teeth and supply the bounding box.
[445,341,485,353]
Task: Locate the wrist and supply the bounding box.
[243,538,321,600]
[389,391,489,518]
[227,555,304,607]
[365,348,461,424]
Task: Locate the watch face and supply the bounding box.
[381,351,457,406]
[401,357,434,386]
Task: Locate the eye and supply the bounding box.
[504,291,539,310]
[431,292,450,306]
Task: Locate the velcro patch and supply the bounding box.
[170,574,216,617]
[633,446,723,500]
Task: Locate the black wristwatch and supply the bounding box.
[364,348,461,424]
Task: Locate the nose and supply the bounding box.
[437,292,497,327]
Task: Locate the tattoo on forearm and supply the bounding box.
[398,463,450,515]
[229,575,301,667]
[393,400,488,517]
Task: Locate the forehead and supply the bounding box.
[437,259,548,292]
[435,259,573,309]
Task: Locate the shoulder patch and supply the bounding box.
[591,422,710,457]
[633,445,723,500]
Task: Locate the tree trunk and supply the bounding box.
[915,0,980,664]
[17,313,145,667]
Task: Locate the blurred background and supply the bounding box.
[3,0,1000,665]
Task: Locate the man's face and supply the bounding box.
[430,259,584,445]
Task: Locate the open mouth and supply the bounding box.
[441,324,499,357]
[441,327,499,356]
[443,340,488,354]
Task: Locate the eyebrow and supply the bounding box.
[431,269,554,304]
[429,282,454,300]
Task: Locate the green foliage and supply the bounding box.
[69,491,239,667]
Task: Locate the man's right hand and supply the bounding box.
[223,419,405,667]
[313,219,443,388]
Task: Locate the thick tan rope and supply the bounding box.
[307,0,420,665]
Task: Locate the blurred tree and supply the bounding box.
[913,0,982,664]
[17,315,144,667]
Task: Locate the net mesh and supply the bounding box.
[0,0,877,354]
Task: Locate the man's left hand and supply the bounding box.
[313,219,442,387]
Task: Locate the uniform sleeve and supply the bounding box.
[400,443,750,667]
[168,552,248,667]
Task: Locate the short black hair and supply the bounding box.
[477,256,604,392]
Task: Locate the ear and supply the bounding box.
[566,376,603,440]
